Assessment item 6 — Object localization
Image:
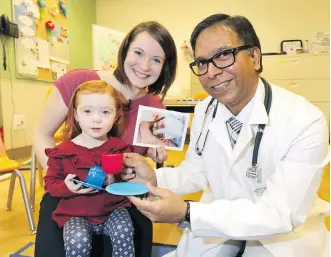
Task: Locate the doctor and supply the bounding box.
[123,13,330,257]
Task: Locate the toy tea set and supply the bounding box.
[72,154,148,197]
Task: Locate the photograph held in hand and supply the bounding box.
[133,106,189,151]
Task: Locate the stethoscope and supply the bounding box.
[195,77,272,182]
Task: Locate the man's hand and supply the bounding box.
[121,153,157,185]
[128,183,187,223]
[64,174,98,194]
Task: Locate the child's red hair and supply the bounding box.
[62,80,128,140]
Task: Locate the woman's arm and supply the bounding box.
[33,87,68,170]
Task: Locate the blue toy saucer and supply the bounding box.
[71,178,105,191]
[106,182,149,196]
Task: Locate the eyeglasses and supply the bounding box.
[189,45,252,76]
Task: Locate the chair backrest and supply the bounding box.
[318,164,330,202]
[0,136,8,161]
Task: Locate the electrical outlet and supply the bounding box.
[13,114,26,131]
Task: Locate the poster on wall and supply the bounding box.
[49,23,70,64]
[13,0,38,78]
[36,38,51,68]
[92,24,125,72]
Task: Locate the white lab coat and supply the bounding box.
[156,79,330,257]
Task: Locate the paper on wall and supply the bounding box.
[16,38,38,78]
[92,24,125,72]
[27,3,40,19]
[49,23,70,64]
[16,47,38,78]
[13,0,39,19]
[18,15,33,26]
[20,25,35,37]
[53,23,69,44]
[36,38,51,69]
[51,62,67,80]
[13,0,33,7]
[20,38,34,48]
[49,39,70,64]
[13,2,38,78]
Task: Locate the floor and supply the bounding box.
[0,145,329,257]
[0,168,41,257]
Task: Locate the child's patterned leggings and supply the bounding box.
[63,207,134,257]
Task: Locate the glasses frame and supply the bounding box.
[189,45,253,76]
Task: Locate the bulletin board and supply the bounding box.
[12,0,69,82]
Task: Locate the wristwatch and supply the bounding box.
[178,200,193,230]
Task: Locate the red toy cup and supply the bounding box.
[101,154,123,174]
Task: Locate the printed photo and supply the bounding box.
[133,106,190,151]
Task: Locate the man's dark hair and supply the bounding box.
[190,14,263,73]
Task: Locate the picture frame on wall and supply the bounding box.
[280,40,303,54]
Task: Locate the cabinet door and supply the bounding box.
[313,102,330,125]
[269,79,330,102]
[262,54,330,80]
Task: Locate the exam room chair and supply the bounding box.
[0,136,36,234]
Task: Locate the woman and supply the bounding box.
[33,21,177,257]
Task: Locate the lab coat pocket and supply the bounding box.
[250,152,274,199]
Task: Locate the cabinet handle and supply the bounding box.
[278,60,300,64]
[289,60,300,63]
[288,83,300,88]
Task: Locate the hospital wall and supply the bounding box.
[0,0,96,150]
[96,0,330,98]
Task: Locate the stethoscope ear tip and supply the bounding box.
[195,146,202,156]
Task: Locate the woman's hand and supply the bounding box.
[147,145,168,163]
[64,174,98,194]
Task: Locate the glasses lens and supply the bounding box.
[191,62,207,76]
[190,46,246,76]
[213,50,234,69]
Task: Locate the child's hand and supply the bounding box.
[65,174,98,194]
[121,166,137,181]
[104,174,115,185]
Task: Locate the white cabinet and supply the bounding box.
[268,79,329,102]
[262,54,329,80]
[261,53,330,124]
